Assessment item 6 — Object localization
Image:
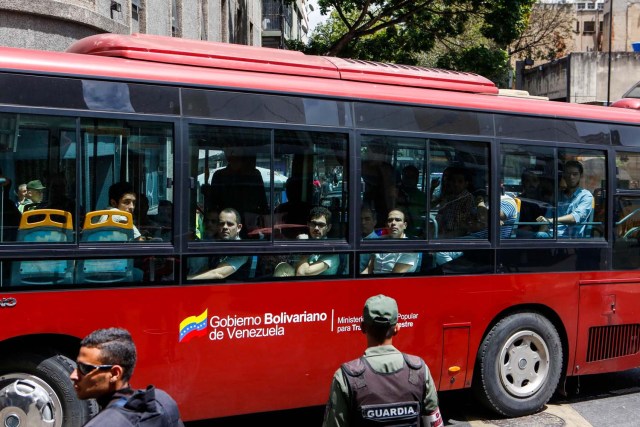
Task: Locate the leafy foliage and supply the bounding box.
[288,0,536,85]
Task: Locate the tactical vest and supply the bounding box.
[341,353,426,427]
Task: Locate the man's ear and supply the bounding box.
[109,365,125,383]
[109,198,117,208]
[237,223,243,231]
[392,324,400,336]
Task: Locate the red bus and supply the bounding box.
[1,33,640,426]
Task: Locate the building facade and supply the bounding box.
[261,0,310,49]
[519,0,640,104]
[0,0,261,52]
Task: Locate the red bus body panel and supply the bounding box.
[4,271,640,420]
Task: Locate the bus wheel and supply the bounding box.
[474,313,562,417]
[0,352,98,427]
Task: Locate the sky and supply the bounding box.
[307,0,326,33]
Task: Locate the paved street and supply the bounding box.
[187,368,640,426]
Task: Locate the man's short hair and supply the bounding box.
[564,160,584,175]
[361,203,377,219]
[220,207,242,224]
[388,207,406,221]
[309,206,331,223]
[80,328,137,382]
[108,182,135,204]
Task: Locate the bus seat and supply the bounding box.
[77,210,136,284]
[12,209,74,286]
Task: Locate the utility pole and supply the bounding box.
[607,0,614,105]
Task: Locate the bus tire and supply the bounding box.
[0,352,98,427]
[474,312,562,417]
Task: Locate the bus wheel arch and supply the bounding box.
[473,310,564,417]
[0,337,98,427]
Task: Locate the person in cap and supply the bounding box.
[322,295,442,427]
[20,179,46,212]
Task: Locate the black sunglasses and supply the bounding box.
[76,361,114,376]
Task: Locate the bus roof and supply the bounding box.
[66,33,498,95]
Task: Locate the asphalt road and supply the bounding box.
[186,368,640,426]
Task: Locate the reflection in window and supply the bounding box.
[502,145,605,240]
[430,140,489,239]
[5,256,176,287]
[275,131,348,240]
[189,125,348,242]
[0,113,77,243]
[80,119,174,243]
[502,144,555,239]
[358,250,493,275]
[614,196,640,270]
[189,125,271,240]
[498,248,604,273]
[186,253,350,282]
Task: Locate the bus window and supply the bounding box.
[274,131,348,240]
[613,152,640,269]
[614,196,640,269]
[190,125,270,240]
[502,146,606,240]
[361,136,396,229]
[502,145,555,239]
[430,139,489,240]
[0,113,77,243]
[80,119,174,242]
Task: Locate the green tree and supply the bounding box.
[289,0,535,84]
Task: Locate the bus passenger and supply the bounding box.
[104,181,143,240]
[15,183,27,210]
[361,204,379,240]
[274,176,313,238]
[397,165,427,237]
[362,209,419,274]
[360,204,379,273]
[536,160,594,238]
[433,166,474,238]
[188,208,250,280]
[207,148,268,237]
[295,206,340,276]
[70,328,184,427]
[1,177,21,242]
[517,169,546,237]
[322,294,442,427]
[361,140,396,228]
[20,180,46,212]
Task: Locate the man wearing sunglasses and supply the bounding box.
[70,327,184,426]
[295,206,340,276]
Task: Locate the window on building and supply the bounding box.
[584,21,595,33]
[171,0,181,37]
[577,3,586,10]
[132,0,140,21]
[587,2,595,9]
[598,2,604,10]
[575,21,580,33]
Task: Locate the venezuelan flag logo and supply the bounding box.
[179,309,208,343]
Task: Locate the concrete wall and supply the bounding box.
[603,0,640,52]
[521,51,640,104]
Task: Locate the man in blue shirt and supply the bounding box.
[536,160,593,238]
